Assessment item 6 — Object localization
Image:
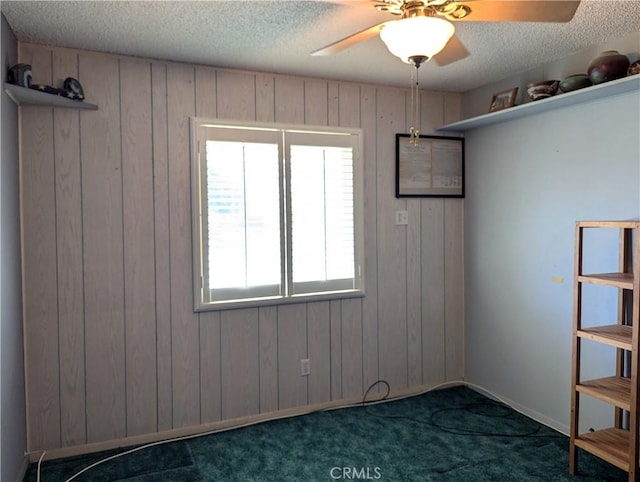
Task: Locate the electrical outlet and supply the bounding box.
[395,210,408,225]
[300,358,311,376]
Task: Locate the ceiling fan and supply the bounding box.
[312,0,582,67]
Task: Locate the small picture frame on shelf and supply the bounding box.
[489,87,518,112]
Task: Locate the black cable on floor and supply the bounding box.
[360,380,565,439]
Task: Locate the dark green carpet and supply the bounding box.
[24,386,626,481]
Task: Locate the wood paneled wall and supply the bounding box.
[19,43,464,453]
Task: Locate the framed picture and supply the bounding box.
[395,133,464,198]
[489,87,518,112]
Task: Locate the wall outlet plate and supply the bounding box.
[300,358,310,376]
[395,210,408,225]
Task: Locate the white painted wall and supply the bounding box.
[1,13,27,482]
[463,33,640,434]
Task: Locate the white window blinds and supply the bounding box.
[288,135,356,295]
[192,119,364,310]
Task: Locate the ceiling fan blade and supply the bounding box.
[454,0,580,22]
[311,22,388,56]
[433,34,470,66]
[313,0,377,5]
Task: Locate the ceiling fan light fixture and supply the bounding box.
[380,16,455,64]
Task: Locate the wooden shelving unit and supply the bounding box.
[4,83,98,110]
[437,75,639,133]
[570,220,640,480]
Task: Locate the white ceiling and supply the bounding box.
[2,0,640,92]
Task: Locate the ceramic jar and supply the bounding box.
[526,80,559,101]
[559,74,592,93]
[587,50,630,84]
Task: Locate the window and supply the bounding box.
[191,118,364,311]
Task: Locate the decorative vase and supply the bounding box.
[7,63,32,88]
[559,74,592,93]
[526,80,559,101]
[587,50,630,84]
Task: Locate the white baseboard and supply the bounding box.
[14,454,30,482]
[465,383,569,436]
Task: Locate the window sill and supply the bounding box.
[195,288,365,312]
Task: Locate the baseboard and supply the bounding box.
[29,380,568,465]
[27,380,464,463]
[14,453,30,482]
[465,383,570,436]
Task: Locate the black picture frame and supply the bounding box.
[395,133,465,198]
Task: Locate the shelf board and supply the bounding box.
[575,427,630,472]
[577,377,631,411]
[437,75,639,132]
[4,83,98,110]
[578,273,634,289]
[577,325,632,350]
[578,220,640,229]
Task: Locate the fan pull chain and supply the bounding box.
[409,63,420,146]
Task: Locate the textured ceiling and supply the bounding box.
[2,0,640,92]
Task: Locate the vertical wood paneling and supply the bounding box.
[376,87,408,390]
[195,66,217,117]
[415,92,447,387]
[421,200,446,385]
[407,91,422,384]
[330,300,342,400]
[360,85,380,393]
[120,58,157,436]
[259,306,279,412]
[79,51,126,442]
[21,43,60,450]
[216,70,256,120]
[407,197,422,386]
[445,200,464,380]
[19,44,465,452]
[199,311,221,423]
[151,61,173,432]
[255,74,275,123]
[304,79,328,125]
[221,309,260,418]
[195,66,222,424]
[166,63,200,428]
[341,299,363,399]
[328,83,339,127]
[340,85,364,397]
[278,304,308,409]
[52,48,86,448]
[421,92,445,136]
[338,83,361,128]
[307,301,331,404]
[275,77,304,124]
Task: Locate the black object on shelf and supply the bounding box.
[63,77,85,100]
[8,63,32,88]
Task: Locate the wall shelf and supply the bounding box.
[4,83,98,110]
[437,75,639,133]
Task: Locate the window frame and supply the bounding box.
[190,117,365,312]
